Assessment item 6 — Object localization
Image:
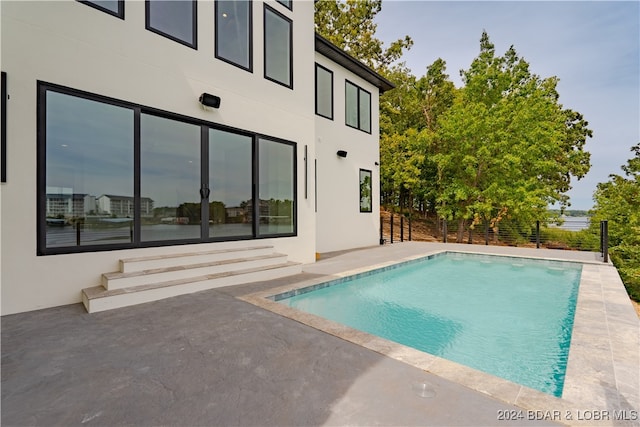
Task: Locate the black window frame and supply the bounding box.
[145,0,198,49]
[1,71,6,183]
[345,80,372,134]
[315,63,334,120]
[255,136,298,238]
[77,0,125,19]
[263,4,293,89]
[37,81,297,256]
[276,0,292,11]
[214,0,253,72]
[359,169,372,213]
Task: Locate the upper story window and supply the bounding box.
[276,0,292,10]
[78,0,124,19]
[345,80,371,133]
[264,5,292,88]
[146,0,197,49]
[315,63,333,120]
[215,0,252,71]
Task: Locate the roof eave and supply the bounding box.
[314,33,395,94]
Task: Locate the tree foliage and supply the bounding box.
[433,32,592,241]
[590,144,640,300]
[314,0,413,70]
[315,5,593,244]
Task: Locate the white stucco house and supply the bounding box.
[0,0,394,314]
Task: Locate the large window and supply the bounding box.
[359,169,372,213]
[141,115,201,242]
[258,138,296,236]
[208,129,253,238]
[315,64,333,120]
[146,0,197,49]
[38,84,297,255]
[264,5,292,88]
[215,0,252,71]
[41,89,135,249]
[78,0,124,19]
[345,81,372,133]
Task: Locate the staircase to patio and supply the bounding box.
[81,245,301,313]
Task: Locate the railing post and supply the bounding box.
[380,216,384,245]
[536,220,540,249]
[484,221,489,245]
[400,216,404,242]
[443,219,448,243]
[602,220,609,263]
[76,218,82,246]
[408,214,412,241]
[390,213,394,244]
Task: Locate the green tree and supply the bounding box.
[314,0,413,71]
[434,32,592,242]
[590,144,640,301]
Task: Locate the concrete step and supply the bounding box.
[118,245,275,273]
[103,253,288,290]
[82,262,302,313]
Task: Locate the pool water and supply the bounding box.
[276,252,582,397]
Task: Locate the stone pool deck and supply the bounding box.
[2,242,639,426]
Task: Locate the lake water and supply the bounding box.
[554,216,590,231]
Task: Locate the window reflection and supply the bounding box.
[147,0,196,47]
[345,82,358,128]
[259,139,295,235]
[216,0,251,70]
[315,64,333,119]
[141,114,201,242]
[360,90,371,133]
[45,91,134,248]
[264,6,292,87]
[276,0,292,10]
[40,86,299,254]
[79,0,123,16]
[360,169,372,213]
[208,129,253,238]
[345,81,371,133]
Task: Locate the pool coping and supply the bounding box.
[239,244,639,426]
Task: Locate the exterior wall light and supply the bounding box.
[336,150,347,158]
[199,93,221,109]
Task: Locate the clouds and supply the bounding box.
[375,1,639,209]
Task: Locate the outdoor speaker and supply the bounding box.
[199,93,221,109]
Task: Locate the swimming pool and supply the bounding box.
[274,252,582,397]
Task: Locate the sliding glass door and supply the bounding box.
[38,83,296,255]
[207,129,253,239]
[140,114,201,242]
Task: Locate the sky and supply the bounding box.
[374,0,640,211]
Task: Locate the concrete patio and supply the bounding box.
[2,242,639,426]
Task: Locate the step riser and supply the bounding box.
[84,264,302,313]
[105,255,288,290]
[120,247,275,273]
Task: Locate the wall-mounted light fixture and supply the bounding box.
[199,93,221,109]
[374,161,379,166]
[336,150,347,158]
